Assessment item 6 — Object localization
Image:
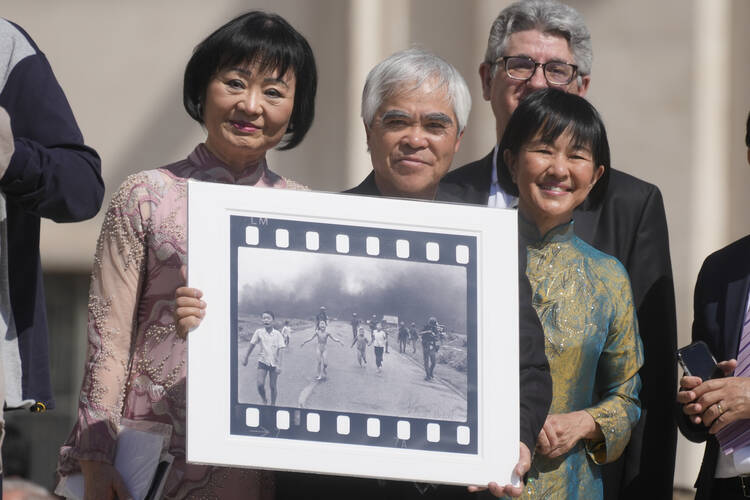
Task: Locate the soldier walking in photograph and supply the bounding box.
[421,317,441,381]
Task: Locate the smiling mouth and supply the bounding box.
[538,184,571,194]
[230,121,261,133]
[395,157,430,167]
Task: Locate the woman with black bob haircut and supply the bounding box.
[56,11,315,500]
[184,10,316,150]
[501,88,643,499]
[499,88,609,208]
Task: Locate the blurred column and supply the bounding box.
[345,0,409,188]
[674,0,732,490]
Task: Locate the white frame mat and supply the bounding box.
[186,179,520,487]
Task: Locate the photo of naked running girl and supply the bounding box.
[235,246,470,422]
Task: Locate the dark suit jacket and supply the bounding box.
[277,172,552,500]
[442,152,679,499]
[677,235,750,500]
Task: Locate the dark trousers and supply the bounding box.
[711,477,750,499]
[423,348,436,378]
[374,346,384,367]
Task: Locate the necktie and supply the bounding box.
[716,302,750,454]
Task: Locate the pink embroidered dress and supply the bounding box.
[57,144,304,499]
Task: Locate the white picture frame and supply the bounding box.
[186,179,520,487]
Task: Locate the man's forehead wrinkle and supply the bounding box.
[386,78,449,103]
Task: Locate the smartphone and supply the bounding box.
[677,341,723,381]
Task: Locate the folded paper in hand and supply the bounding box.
[55,419,174,500]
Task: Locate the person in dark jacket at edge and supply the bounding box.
[676,112,750,500]
[0,18,104,490]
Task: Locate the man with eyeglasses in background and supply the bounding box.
[441,1,678,498]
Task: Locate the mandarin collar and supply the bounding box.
[518,214,575,245]
[187,143,283,187]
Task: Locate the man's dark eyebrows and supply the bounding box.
[424,112,453,124]
[381,109,412,121]
[506,54,570,64]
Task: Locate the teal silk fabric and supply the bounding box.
[519,218,644,499]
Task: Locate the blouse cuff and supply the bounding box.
[584,407,621,465]
[60,418,119,472]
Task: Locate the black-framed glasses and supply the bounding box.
[494,56,578,85]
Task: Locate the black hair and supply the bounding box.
[183,11,317,150]
[746,111,750,148]
[261,310,275,319]
[499,88,610,208]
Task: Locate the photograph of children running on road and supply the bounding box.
[234,246,469,421]
[241,310,285,405]
[351,325,370,367]
[300,320,343,380]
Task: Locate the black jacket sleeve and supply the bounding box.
[0,27,103,222]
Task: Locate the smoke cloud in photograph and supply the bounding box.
[237,247,467,331]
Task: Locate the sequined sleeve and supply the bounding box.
[57,173,151,471]
[283,178,309,191]
[584,259,644,464]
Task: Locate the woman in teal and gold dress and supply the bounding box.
[500,88,643,499]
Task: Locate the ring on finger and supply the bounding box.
[717,401,725,414]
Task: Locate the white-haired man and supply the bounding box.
[441,1,677,498]
[279,48,552,499]
[346,48,471,201]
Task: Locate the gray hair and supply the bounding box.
[361,48,471,133]
[485,0,592,77]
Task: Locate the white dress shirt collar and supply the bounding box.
[488,144,519,209]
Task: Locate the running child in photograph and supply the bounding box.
[371,323,387,373]
[351,325,371,367]
[350,312,360,342]
[281,320,292,347]
[241,310,285,405]
[300,320,343,380]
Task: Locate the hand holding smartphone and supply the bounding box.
[677,341,724,381]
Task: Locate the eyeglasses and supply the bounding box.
[494,56,578,85]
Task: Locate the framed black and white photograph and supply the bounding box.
[186,180,520,487]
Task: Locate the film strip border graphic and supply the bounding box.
[228,214,478,454]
